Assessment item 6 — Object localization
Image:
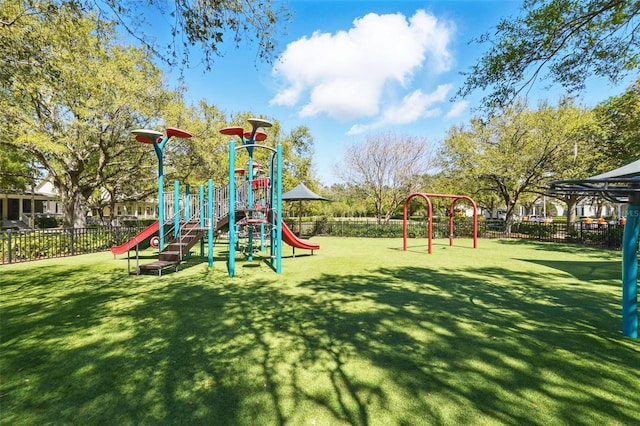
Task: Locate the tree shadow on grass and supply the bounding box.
[291,265,639,424]
[518,259,621,284]
[1,258,639,425]
[496,239,622,259]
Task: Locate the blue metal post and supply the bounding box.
[208,179,214,267]
[184,183,192,259]
[151,136,169,251]
[276,144,283,273]
[622,204,639,338]
[154,148,165,251]
[247,147,254,262]
[158,171,164,251]
[185,184,191,221]
[199,184,205,258]
[174,181,180,238]
[228,140,236,277]
[269,152,276,269]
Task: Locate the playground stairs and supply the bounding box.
[137,220,205,275]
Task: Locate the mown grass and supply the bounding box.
[1,237,639,425]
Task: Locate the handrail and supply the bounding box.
[165,199,204,268]
[216,179,272,222]
[127,234,142,275]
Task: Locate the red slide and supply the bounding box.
[280,219,320,251]
[110,221,159,255]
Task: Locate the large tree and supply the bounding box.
[336,132,432,224]
[459,0,640,109]
[2,2,169,227]
[438,100,596,231]
[2,0,292,228]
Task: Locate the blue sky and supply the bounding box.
[154,0,632,186]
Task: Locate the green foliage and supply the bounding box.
[322,184,374,218]
[321,221,406,238]
[180,109,318,191]
[1,226,146,262]
[280,125,318,189]
[34,216,60,229]
[169,101,229,185]
[438,100,597,229]
[459,0,640,109]
[511,222,555,238]
[566,224,625,247]
[2,1,171,228]
[0,147,37,192]
[316,217,478,239]
[593,78,640,169]
[122,219,156,227]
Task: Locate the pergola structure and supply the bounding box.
[549,159,640,339]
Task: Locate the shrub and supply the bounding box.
[35,216,60,229]
[511,222,555,238]
[123,219,156,227]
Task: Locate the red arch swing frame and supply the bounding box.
[403,193,478,254]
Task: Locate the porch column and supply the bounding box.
[1,194,7,221]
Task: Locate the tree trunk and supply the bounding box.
[109,199,117,226]
[565,195,580,226]
[504,198,518,235]
[504,215,514,235]
[60,188,89,228]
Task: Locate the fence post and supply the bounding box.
[69,228,75,256]
[7,229,12,264]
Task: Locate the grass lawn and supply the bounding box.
[1,237,639,425]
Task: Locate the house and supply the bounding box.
[483,195,627,222]
[0,179,60,228]
[1,177,158,228]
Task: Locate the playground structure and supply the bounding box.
[222,118,283,276]
[112,119,319,277]
[403,193,478,254]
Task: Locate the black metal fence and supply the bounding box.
[303,218,627,250]
[0,219,630,265]
[0,226,146,265]
[492,220,626,249]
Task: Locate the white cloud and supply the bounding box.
[346,84,452,135]
[445,100,469,119]
[270,10,455,122]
